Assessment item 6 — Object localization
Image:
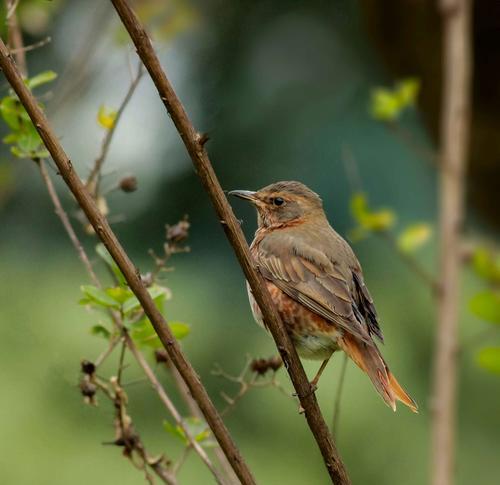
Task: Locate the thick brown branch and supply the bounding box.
[431,1,472,485]
[0,39,254,485]
[108,0,350,482]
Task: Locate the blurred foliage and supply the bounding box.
[467,246,500,375]
[0,70,56,159]
[370,78,420,122]
[114,0,198,44]
[349,191,433,254]
[97,104,117,130]
[163,417,214,448]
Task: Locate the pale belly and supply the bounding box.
[246,282,341,361]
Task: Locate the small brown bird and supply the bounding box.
[229,181,417,412]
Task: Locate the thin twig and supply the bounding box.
[10,36,52,54]
[377,230,440,294]
[332,354,348,437]
[431,2,472,485]
[108,1,350,482]
[0,38,252,485]
[4,0,26,77]
[37,158,100,286]
[86,63,144,196]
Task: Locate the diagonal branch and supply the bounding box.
[108,0,350,483]
[0,39,254,485]
[38,156,225,483]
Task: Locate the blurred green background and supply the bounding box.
[0,1,499,484]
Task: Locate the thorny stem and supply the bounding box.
[1,6,226,485]
[109,1,350,482]
[0,36,251,485]
[39,158,222,481]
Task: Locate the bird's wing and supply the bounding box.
[255,238,374,345]
[351,269,384,342]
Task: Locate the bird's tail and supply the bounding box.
[339,334,418,413]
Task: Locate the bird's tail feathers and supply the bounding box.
[339,334,418,413]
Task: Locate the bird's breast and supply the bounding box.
[246,281,341,360]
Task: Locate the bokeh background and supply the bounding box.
[0,1,498,484]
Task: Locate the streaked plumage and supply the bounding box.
[230,181,417,412]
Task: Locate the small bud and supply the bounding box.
[119,175,138,193]
[154,348,169,364]
[80,379,97,398]
[166,217,190,243]
[81,360,96,375]
[251,356,283,376]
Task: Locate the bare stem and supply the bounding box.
[377,230,440,295]
[4,0,26,77]
[37,159,100,286]
[0,38,252,485]
[86,63,144,195]
[332,354,348,437]
[108,1,350,482]
[431,2,472,485]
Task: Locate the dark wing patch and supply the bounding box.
[256,245,374,346]
[352,270,384,342]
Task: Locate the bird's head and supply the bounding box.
[229,180,324,228]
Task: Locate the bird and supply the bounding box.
[229,180,417,412]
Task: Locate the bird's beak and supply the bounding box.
[228,190,257,202]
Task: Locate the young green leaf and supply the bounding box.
[80,285,120,309]
[472,247,500,284]
[25,71,58,90]
[397,223,432,253]
[97,105,117,130]
[95,243,127,286]
[350,192,396,232]
[0,97,21,130]
[476,347,500,375]
[163,417,211,446]
[90,324,111,340]
[122,285,170,315]
[469,291,500,324]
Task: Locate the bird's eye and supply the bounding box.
[272,197,285,206]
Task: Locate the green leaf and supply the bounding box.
[395,78,420,107]
[0,97,21,130]
[397,223,432,253]
[97,104,117,130]
[472,247,500,284]
[16,131,42,154]
[370,88,401,121]
[130,319,189,349]
[169,321,190,340]
[90,324,111,340]
[122,286,170,315]
[350,192,396,232]
[163,417,211,446]
[3,133,18,144]
[26,71,58,90]
[80,285,120,309]
[476,347,500,375]
[469,292,500,324]
[105,287,133,304]
[95,244,127,286]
